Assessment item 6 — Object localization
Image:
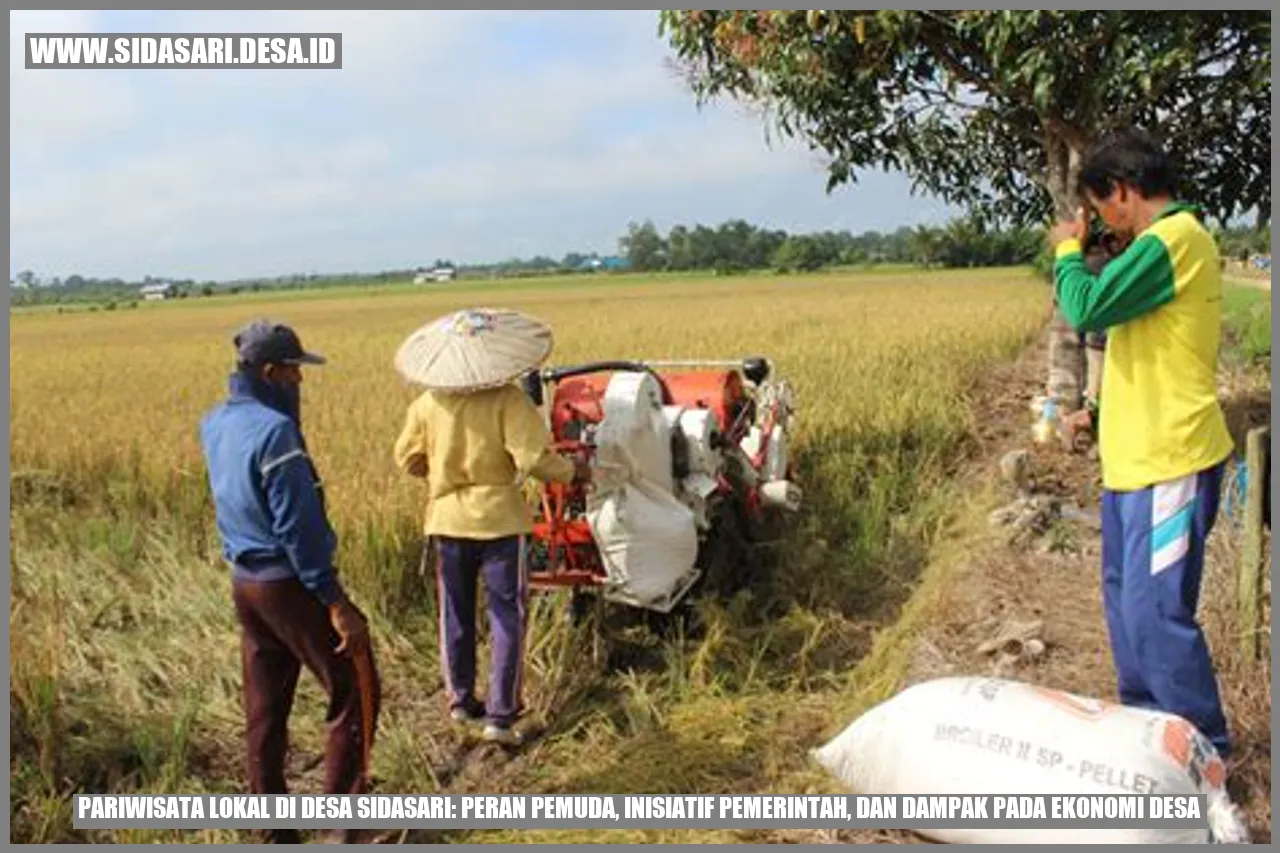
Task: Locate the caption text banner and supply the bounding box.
[73,794,1209,830]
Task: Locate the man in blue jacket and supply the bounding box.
[200,321,380,844]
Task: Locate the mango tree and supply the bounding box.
[659,10,1271,409]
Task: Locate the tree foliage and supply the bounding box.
[658,11,1270,225]
[618,216,1043,274]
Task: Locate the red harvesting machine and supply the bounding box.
[520,357,800,614]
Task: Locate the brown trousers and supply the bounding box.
[232,578,381,809]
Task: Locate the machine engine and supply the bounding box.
[523,357,799,613]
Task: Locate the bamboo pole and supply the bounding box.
[1238,425,1270,662]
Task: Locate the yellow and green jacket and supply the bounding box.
[1054,202,1234,492]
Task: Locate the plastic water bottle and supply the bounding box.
[1033,399,1061,444]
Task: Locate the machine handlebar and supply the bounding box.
[538,361,674,403]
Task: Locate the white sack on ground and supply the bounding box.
[811,676,1249,845]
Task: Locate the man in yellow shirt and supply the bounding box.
[1050,128,1235,759]
[394,379,589,745]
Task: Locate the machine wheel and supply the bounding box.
[695,498,751,598]
[569,589,595,627]
[642,605,691,641]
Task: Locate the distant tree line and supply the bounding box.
[11,215,1269,309]
[1215,223,1272,263]
[8,253,626,307]
[618,215,1048,274]
[6,269,418,307]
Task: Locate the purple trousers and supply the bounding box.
[431,535,528,727]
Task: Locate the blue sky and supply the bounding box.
[10,10,959,282]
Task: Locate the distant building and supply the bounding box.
[414,264,457,284]
[579,256,631,272]
[140,282,177,301]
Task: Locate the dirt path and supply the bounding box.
[826,326,1272,844]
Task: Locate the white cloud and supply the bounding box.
[10,11,142,161]
[158,10,479,92]
[10,9,100,43]
[12,132,397,243]
[407,115,823,206]
[378,61,685,156]
[12,104,820,272]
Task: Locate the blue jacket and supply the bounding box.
[199,370,343,605]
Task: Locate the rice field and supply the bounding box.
[10,267,1049,843]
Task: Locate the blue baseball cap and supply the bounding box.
[233,320,326,368]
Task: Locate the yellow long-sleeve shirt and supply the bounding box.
[1054,202,1234,491]
[393,383,575,539]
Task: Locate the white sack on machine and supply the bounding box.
[587,477,698,608]
[811,676,1249,845]
[585,371,698,608]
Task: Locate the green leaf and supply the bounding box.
[1032,75,1053,112]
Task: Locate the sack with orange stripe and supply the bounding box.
[811,676,1249,844]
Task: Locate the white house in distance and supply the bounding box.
[413,264,457,284]
[139,282,177,301]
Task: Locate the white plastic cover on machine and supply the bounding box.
[810,676,1250,845]
[593,372,674,492]
[586,372,699,610]
[664,406,721,530]
[673,407,721,489]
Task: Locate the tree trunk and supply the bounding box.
[1043,129,1087,413]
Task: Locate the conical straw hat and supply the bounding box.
[394,307,554,393]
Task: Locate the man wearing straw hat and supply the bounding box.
[200,320,381,843]
[393,308,589,746]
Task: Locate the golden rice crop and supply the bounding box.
[11,268,1043,542]
[10,267,1048,842]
